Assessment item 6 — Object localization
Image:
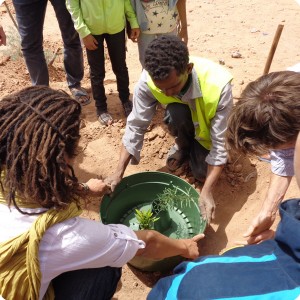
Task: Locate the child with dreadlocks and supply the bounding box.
[0,86,204,300]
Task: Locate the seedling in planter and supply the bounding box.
[135,209,160,230]
[153,186,194,214]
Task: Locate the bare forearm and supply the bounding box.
[202,164,224,194]
[262,173,292,216]
[135,230,204,260]
[135,230,187,259]
[115,144,132,178]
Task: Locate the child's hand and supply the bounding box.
[130,28,140,43]
[83,34,98,50]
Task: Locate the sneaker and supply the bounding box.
[122,100,133,117]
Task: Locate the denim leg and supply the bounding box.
[105,30,130,103]
[86,35,107,114]
[52,267,121,300]
[12,0,49,86]
[50,0,83,88]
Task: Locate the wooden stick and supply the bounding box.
[3,1,18,30]
[48,47,61,66]
[263,24,284,75]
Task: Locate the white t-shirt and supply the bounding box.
[141,0,178,34]
[0,204,145,299]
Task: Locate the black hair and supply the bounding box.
[144,35,189,80]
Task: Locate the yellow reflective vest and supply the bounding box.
[147,57,233,150]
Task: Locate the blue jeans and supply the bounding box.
[86,30,130,114]
[12,0,83,88]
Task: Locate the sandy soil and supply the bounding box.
[1,1,300,299]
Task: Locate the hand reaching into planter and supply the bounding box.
[180,234,206,259]
[78,178,111,196]
[104,144,133,192]
[135,231,205,260]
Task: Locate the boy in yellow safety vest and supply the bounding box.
[106,35,233,224]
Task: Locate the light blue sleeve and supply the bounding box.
[270,148,295,176]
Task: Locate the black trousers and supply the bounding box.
[86,29,130,114]
[164,103,209,180]
[52,267,121,300]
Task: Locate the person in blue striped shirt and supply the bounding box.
[148,71,300,300]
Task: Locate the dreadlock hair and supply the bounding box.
[226,71,300,156]
[0,86,82,213]
[144,35,189,80]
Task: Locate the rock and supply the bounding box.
[161,147,168,154]
[80,120,86,129]
[147,132,158,141]
[158,152,164,159]
[234,164,243,172]
[0,56,10,66]
[219,59,225,65]
[227,173,235,179]
[155,127,166,138]
[231,51,242,58]
[239,80,244,85]
[120,128,125,134]
[230,180,236,186]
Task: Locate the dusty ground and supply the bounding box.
[1,0,300,299]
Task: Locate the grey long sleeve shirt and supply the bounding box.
[123,68,233,166]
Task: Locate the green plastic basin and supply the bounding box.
[100,171,206,272]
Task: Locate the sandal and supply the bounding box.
[122,100,133,117]
[166,144,188,171]
[70,86,91,106]
[98,112,113,126]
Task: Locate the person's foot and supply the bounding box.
[122,100,133,117]
[166,144,188,171]
[70,86,91,106]
[98,112,113,126]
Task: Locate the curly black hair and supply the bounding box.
[144,35,189,80]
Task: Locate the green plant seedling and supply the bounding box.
[135,208,160,230]
[153,186,194,214]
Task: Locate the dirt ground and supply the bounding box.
[1,0,300,299]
